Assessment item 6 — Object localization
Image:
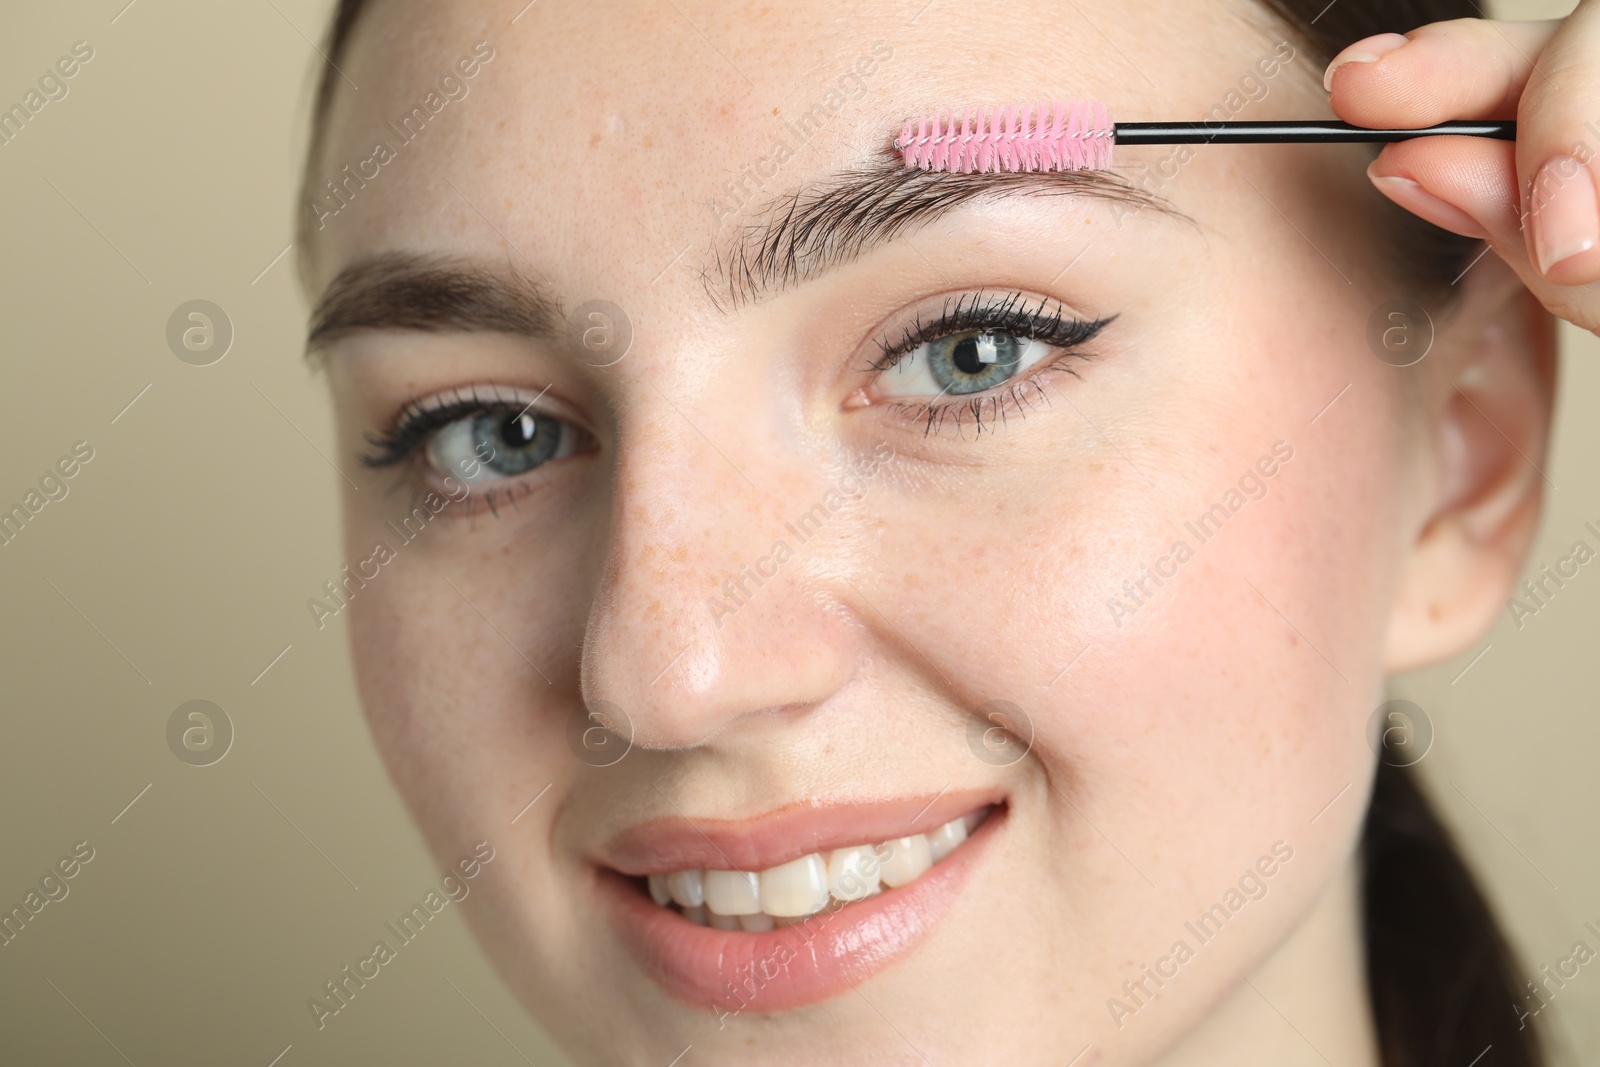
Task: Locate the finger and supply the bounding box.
[1513,0,1600,285]
[1326,19,1559,128]
[1371,137,1518,243]
[1371,138,1600,333]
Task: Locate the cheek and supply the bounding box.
[847,322,1407,1004]
[339,501,583,847]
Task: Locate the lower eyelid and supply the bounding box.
[413,445,593,519]
[879,358,1090,438]
[427,417,588,481]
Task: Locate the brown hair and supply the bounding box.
[301,2,1542,1062]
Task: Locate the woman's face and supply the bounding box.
[308,1,1445,1062]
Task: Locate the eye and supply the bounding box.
[859,291,1117,433]
[426,409,584,482]
[875,329,1052,398]
[360,386,594,491]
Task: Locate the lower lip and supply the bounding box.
[598,806,1005,1014]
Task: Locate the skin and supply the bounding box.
[300,1,1572,1063]
[1330,8,1600,326]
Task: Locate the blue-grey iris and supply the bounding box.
[925,330,1028,394]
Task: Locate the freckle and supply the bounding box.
[643,135,654,149]
[589,131,602,148]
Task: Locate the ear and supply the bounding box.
[1383,250,1558,673]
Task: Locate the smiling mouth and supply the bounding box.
[641,807,993,930]
[595,792,1007,1012]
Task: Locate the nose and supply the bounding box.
[579,391,861,749]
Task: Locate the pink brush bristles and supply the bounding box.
[893,101,1115,174]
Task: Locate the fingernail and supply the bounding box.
[1369,172,1489,239]
[1530,156,1599,276]
[1323,33,1409,92]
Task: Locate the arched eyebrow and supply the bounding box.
[705,156,1188,310]
[305,252,559,362]
[304,161,1186,360]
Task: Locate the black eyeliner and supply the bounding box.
[872,291,1116,371]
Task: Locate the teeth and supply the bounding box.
[703,870,762,916]
[647,873,672,906]
[759,854,830,917]
[927,817,968,862]
[877,835,932,888]
[827,846,883,903]
[667,869,704,908]
[647,808,986,925]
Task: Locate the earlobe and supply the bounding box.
[1382,254,1557,672]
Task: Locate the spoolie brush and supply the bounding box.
[892,101,1516,174]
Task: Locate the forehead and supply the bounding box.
[308,0,1306,293]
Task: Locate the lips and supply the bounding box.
[595,790,1006,1013]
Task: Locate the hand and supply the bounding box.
[1325,7,1600,334]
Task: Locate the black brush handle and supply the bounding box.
[1113,120,1516,144]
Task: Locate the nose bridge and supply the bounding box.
[579,392,856,748]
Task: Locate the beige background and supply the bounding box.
[0,1,1592,1063]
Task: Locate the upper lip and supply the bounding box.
[596,787,1005,875]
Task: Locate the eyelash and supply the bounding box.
[360,384,574,516]
[870,291,1114,437]
[360,293,1111,497]
[360,384,533,470]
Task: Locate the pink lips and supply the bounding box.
[594,790,1006,1013]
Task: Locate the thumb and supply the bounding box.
[1514,0,1600,285]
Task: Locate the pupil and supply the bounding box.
[503,413,537,447]
[953,336,984,374]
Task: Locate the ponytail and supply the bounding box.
[1361,761,1544,1065]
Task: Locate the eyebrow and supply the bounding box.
[305,252,560,360]
[305,158,1185,354]
[706,156,1187,310]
